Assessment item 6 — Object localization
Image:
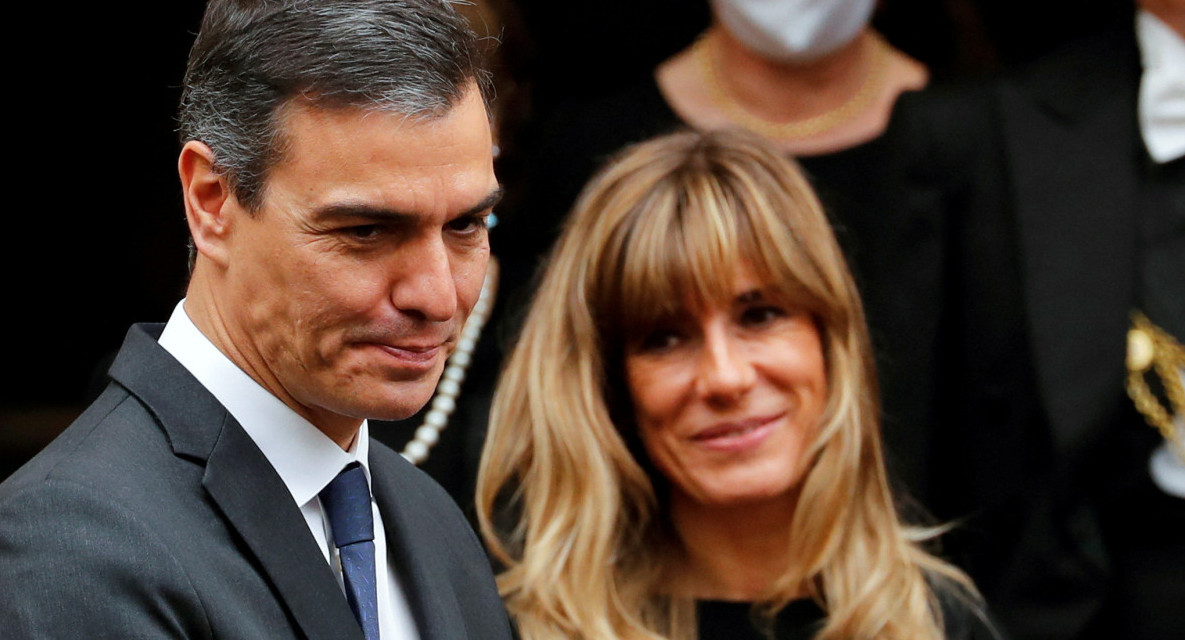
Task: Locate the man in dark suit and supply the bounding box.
[0,1,512,638]
[866,1,1183,638]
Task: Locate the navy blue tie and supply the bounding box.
[320,462,380,640]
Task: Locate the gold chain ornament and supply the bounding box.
[1126,310,1185,462]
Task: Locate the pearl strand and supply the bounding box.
[400,258,499,465]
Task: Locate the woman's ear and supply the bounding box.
[178,140,236,267]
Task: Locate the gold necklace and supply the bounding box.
[696,31,890,141]
[1126,310,1185,461]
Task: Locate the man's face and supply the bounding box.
[220,87,498,438]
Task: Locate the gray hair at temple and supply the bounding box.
[178,0,493,212]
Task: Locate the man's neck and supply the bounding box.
[182,274,362,450]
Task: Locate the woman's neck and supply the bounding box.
[656,24,927,155]
[710,25,875,122]
[666,492,804,602]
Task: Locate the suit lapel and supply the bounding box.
[1000,30,1142,454]
[369,450,469,640]
[203,418,363,640]
[110,324,361,640]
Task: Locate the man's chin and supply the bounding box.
[315,364,445,422]
[355,386,440,422]
[363,405,429,423]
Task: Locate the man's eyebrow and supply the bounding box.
[461,186,504,217]
[313,186,505,223]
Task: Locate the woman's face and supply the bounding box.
[624,265,828,511]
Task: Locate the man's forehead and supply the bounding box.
[257,89,498,217]
[274,89,490,157]
[273,80,490,140]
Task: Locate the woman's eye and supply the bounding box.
[637,330,682,353]
[739,305,786,327]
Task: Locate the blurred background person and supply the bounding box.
[657,0,926,155]
[495,0,931,296]
[864,0,1184,638]
[477,129,1002,640]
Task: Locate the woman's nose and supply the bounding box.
[694,326,756,403]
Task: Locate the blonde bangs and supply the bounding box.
[603,153,836,349]
[614,172,739,339]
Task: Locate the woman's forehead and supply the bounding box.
[619,260,802,325]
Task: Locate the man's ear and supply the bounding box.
[178,140,238,267]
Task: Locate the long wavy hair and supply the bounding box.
[477,129,976,639]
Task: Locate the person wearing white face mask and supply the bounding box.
[713,0,876,63]
[656,0,928,155]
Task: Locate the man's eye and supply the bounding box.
[447,214,489,234]
[346,225,382,240]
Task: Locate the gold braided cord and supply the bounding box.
[1126,310,1185,461]
[696,30,890,141]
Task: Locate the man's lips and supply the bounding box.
[364,341,446,366]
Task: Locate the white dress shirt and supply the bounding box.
[1137,9,1185,163]
[159,300,420,638]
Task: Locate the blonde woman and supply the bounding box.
[477,129,1001,640]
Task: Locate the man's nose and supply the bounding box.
[390,236,458,322]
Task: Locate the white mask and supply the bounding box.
[711,0,876,63]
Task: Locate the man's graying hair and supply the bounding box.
[178,0,493,212]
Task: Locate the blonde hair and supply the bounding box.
[477,129,978,639]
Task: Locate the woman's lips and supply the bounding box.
[691,413,784,452]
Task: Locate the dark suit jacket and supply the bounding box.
[871,21,1184,640]
[0,324,513,639]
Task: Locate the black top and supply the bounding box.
[696,591,1004,640]
[697,599,824,640]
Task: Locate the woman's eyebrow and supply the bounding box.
[735,288,766,304]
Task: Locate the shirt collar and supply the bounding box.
[1137,9,1185,163]
[158,300,372,507]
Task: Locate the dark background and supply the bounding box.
[2,0,1132,478]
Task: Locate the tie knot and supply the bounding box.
[319,462,374,547]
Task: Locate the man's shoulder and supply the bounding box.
[368,437,489,561]
[2,383,164,497]
[369,437,468,519]
[0,321,218,536]
[367,437,513,639]
[0,383,220,636]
